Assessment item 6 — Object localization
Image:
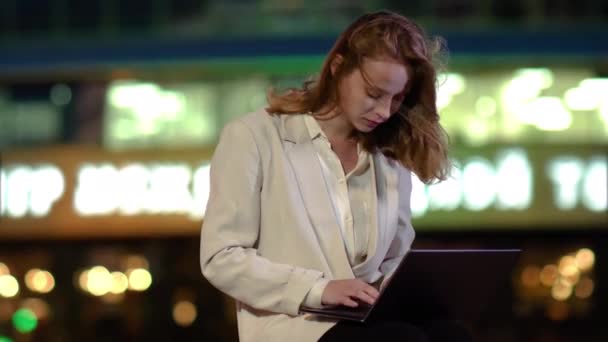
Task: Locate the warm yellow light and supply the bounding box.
[21,298,51,320]
[87,266,112,296]
[540,264,558,287]
[127,268,152,291]
[110,272,129,294]
[173,301,197,327]
[559,264,579,278]
[78,270,89,292]
[0,274,19,297]
[25,269,55,294]
[35,271,55,294]
[0,263,9,276]
[551,279,573,301]
[575,248,595,271]
[559,256,577,272]
[575,277,594,299]
[560,272,580,288]
[557,256,579,288]
[25,269,38,290]
[521,265,541,287]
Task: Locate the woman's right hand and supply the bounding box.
[321,279,380,307]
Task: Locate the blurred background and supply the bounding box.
[0,0,606,341]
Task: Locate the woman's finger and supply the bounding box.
[355,291,376,305]
[342,297,359,307]
[363,285,380,299]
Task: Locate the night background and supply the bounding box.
[1,1,607,341]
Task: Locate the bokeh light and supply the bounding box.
[50,83,72,106]
[87,266,112,296]
[12,308,38,333]
[25,269,55,294]
[575,248,595,271]
[78,270,89,292]
[127,268,152,291]
[560,269,580,287]
[551,279,573,301]
[558,256,577,274]
[110,272,129,294]
[0,263,9,276]
[173,301,197,327]
[539,264,558,287]
[0,275,19,298]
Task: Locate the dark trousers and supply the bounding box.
[319,319,473,342]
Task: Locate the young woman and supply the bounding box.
[200,10,467,342]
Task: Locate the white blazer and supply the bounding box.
[200,108,415,342]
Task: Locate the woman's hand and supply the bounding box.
[321,279,380,307]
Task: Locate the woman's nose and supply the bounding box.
[375,100,392,121]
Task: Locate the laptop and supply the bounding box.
[299,249,521,323]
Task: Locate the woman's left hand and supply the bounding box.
[321,279,380,307]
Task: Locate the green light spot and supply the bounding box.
[12,308,38,333]
[0,336,14,342]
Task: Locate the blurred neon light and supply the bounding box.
[0,165,64,218]
[1,152,605,219]
[411,150,605,217]
[411,149,532,216]
[74,163,210,219]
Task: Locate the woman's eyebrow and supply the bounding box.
[368,84,404,96]
[366,83,389,94]
[362,71,406,95]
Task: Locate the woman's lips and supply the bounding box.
[364,118,382,127]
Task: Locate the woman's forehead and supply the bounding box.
[359,58,409,94]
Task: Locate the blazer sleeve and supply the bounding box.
[379,167,416,278]
[200,119,324,316]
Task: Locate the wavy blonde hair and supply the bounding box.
[266,10,450,184]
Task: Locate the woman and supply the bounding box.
[200,10,464,342]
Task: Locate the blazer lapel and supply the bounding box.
[374,153,399,249]
[280,115,354,279]
[350,152,399,277]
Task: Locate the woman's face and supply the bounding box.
[335,57,410,133]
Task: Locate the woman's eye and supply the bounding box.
[367,92,381,99]
[392,93,405,103]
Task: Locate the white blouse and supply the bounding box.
[301,115,378,308]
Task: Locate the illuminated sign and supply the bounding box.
[0,145,605,237]
[411,149,606,217]
[412,148,534,216]
[0,164,65,218]
[1,163,209,220]
[73,163,210,218]
[546,156,606,212]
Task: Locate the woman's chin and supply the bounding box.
[356,123,376,133]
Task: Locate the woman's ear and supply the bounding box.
[330,54,344,76]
